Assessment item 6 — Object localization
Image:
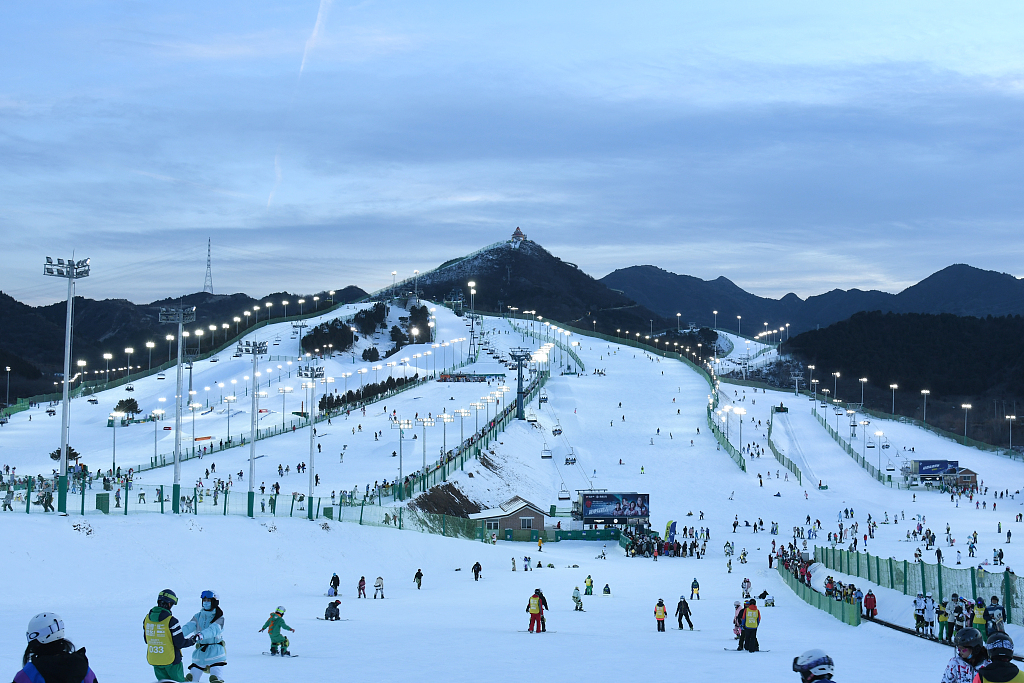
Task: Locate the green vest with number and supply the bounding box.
[144,613,175,666]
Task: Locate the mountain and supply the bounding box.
[0,286,366,405]
[600,264,1024,335]
[415,236,672,334]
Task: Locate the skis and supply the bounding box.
[263,652,299,657]
[725,648,769,652]
[517,630,556,633]
[316,617,351,621]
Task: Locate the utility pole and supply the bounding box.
[509,347,532,420]
[160,305,196,513]
[237,338,268,517]
[297,362,325,520]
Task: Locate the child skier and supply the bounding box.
[15,612,98,683]
[373,577,385,599]
[357,577,366,598]
[654,599,667,631]
[324,601,341,621]
[259,607,294,656]
[572,587,583,611]
[144,589,195,683]
[526,589,545,633]
[181,590,227,682]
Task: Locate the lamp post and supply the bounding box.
[962,404,972,444]
[676,313,681,332]
[282,300,289,318]
[224,395,236,446]
[392,418,413,494]
[110,411,124,476]
[4,365,9,413]
[737,316,741,335]
[103,353,112,383]
[832,372,840,400]
[235,336,268,517]
[278,386,293,429]
[734,407,746,448]
[858,419,870,462]
[75,360,87,391]
[786,323,790,340]
[1008,416,1017,452]
[298,362,324,520]
[471,402,483,432]
[298,299,305,315]
[921,390,930,424]
[888,384,898,414]
[42,253,90,513]
[415,416,434,491]
[454,408,471,451]
[391,271,397,298]
[313,296,319,311]
[439,413,454,459]
[874,430,884,472]
[152,408,165,463]
[859,378,868,405]
[159,305,196,514]
[413,270,420,300]
[124,347,134,380]
[244,311,251,328]
[146,341,155,370]
[264,302,273,319]
[195,329,203,354]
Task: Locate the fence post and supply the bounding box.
[223,490,228,516]
[1003,571,1013,625]
[971,568,977,602]
[867,552,872,582]
[81,484,86,516]
[289,495,295,517]
[904,560,909,594]
[25,479,32,513]
[889,558,895,590]
[359,500,364,525]
[937,563,943,603]
[921,561,927,595]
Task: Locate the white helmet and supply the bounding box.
[793,649,834,680]
[926,592,932,598]
[26,613,65,645]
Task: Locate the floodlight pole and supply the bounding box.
[235,338,267,517]
[43,255,90,513]
[160,306,196,513]
[298,362,325,520]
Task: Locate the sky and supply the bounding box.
[2,1,1023,305]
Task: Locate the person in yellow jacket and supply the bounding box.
[654,599,667,632]
[584,576,594,596]
[143,589,195,683]
[938,601,950,642]
[974,598,989,641]
[738,599,761,652]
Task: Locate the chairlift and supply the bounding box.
[558,485,571,501]
[125,384,135,392]
[541,444,552,459]
[886,461,896,472]
[552,423,563,437]
[527,412,538,423]
[881,442,891,450]
[866,442,876,449]
[539,390,549,404]
[157,373,166,380]
[87,397,99,405]
[209,357,219,363]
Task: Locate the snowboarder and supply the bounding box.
[572,587,583,611]
[690,578,700,600]
[739,599,761,652]
[676,596,693,630]
[324,600,341,621]
[181,590,227,682]
[654,599,667,631]
[144,589,194,683]
[414,569,423,589]
[732,601,743,641]
[792,649,835,682]
[977,631,1021,682]
[584,575,593,595]
[741,577,752,599]
[985,596,1007,635]
[472,562,482,581]
[15,612,98,683]
[512,557,516,572]
[526,589,545,633]
[602,584,611,596]
[259,607,294,656]
[942,627,989,683]
[329,573,340,597]
[914,592,926,633]
[357,577,366,599]
[373,577,384,599]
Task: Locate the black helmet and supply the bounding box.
[987,632,1015,661]
[955,627,983,649]
[157,589,178,609]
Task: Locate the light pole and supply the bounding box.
[43,253,90,513]
[125,347,134,379]
[244,311,251,328]
[391,271,397,299]
[889,384,898,414]
[278,386,293,429]
[859,378,868,405]
[75,360,87,391]
[454,408,470,451]
[921,390,930,424]
[152,408,165,463]
[4,365,9,412]
[298,361,324,520]
[786,323,790,340]
[471,402,483,433]
[103,353,112,383]
[737,316,741,335]
[392,418,413,494]
[298,299,305,315]
[110,411,124,476]
[858,419,870,462]
[832,372,840,400]
[413,270,419,300]
[962,404,972,444]
[874,430,884,472]
[264,302,273,320]
[224,395,236,446]
[195,329,203,354]
[235,336,267,517]
[282,300,289,318]
[439,413,454,459]
[676,313,681,332]
[160,305,196,514]
[146,341,155,370]
[416,416,434,491]
[1009,415,1017,452]
[313,296,319,311]
[734,407,746,447]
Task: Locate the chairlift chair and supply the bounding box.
[157,373,166,380]
[866,442,876,449]
[125,384,135,392]
[552,423,563,437]
[886,461,896,472]
[558,485,571,501]
[527,412,538,423]
[539,390,549,404]
[541,444,552,459]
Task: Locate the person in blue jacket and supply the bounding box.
[181,591,227,683]
[14,612,98,683]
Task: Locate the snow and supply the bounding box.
[1,304,1023,682]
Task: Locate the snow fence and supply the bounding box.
[767,407,802,485]
[776,563,861,626]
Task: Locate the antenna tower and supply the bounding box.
[203,238,214,293]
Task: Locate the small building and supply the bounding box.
[952,467,978,489]
[470,496,546,536]
[510,226,527,248]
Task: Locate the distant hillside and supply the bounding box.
[783,311,1024,448]
[601,264,1024,335]
[0,286,366,404]
[415,239,672,334]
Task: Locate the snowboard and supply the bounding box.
[263,652,299,657]
[725,648,769,652]
[316,617,351,621]
[677,628,701,631]
[517,630,557,633]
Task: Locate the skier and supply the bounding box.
[924,592,937,637]
[584,575,594,595]
[329,573,340,597]
[181,590,227,683]
[324,600,341,621]
[739,599,761,652]
[654,599,667,631]
[14,612,98,683]
[676,596,693,630]
[914,592,926,634]
[259,607,294,656]
[985,596,1007,635]
[472,562,483,581]
[741,577,752,599]
[526,589,545,633]
[572,587,583,611]
[691,578,700,600]
[512,557,516,572]
[974,598,989,640]
[144,589,194,683]
[976,632,1022,682]
[941,627,989,683]
[792,649,835,682]
[357,577,366,599]
[538,537,543,552]
[863,590,877,619]
[732,601,744,641]
[373,576,385,599]
[414,569,423,590]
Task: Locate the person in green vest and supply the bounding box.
[259,607,295,656]
[584,575,593,596]
[974,598,989,640]
[143,589,195,683]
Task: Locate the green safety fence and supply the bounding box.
[811,406,896,487]
[767,408,802,485]
[776,564,861,627]
[814,546,1021,626]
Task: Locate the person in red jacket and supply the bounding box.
[863,590,877,619]
[526,589,545,633]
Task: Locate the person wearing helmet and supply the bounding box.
[181,591,227,682]
[924,592,937,638]
[144,589,195,682]
[739,599,761,652]
[691,578,700,600]
[572,587,583,611]
[914,592,926,634]
[654,599,667,631]
[328,573,340,597]
[976,632,1022,682]
[259,607,294,656]
[973,598,989,640]
[942,627,990,683]
[676,595,693,630]
[732,601,744,641]
[584,575,593,595]
[793,649,834,681]
[526,589,545,633]
[324,600,341,621]
[984,597,1007,636]
[14,612,97,683]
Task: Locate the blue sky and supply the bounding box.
[2,1,1023,304]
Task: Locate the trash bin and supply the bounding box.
[504,528,513,542]
[323,506,333,520]
[96,493,110,514]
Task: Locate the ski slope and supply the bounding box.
[2,307,1024,682]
